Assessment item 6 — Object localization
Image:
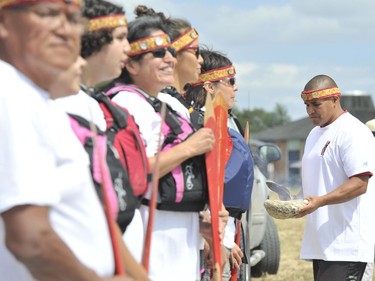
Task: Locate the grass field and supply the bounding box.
[252,194,375,281]
[252,215,313,281]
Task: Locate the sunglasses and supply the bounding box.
[219,77,236,87]
[150,47,177,58]
[181,46,200,59]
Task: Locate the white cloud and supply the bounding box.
[232,61,307,118]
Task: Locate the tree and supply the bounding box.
[232,103,291,134]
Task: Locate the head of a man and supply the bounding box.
[0,0,84,90]
[301,74,344,127]
[80,0,129,87]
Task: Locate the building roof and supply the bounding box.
[253,117,313,141]
[254,94,375,142]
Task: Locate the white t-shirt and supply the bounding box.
[56,90,122,221]
[227,115,240,132]
[223,216,236,249]
[57,89,143,263]
[158,92,190,120]
[112,88,201,281]
[300,112,375,262]
[55,90,107,131]
[0,60,114,280]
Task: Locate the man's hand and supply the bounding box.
[297,175,370,218]
[295,196,321,218]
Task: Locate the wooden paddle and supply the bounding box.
[142,102,167,272]
[244,121,249,144]
[204,93,222,281]
[212,92,228,204]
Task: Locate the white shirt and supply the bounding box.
[112,88,201,281]
[158,92,190,120]
[301,112,375,262]
[0,60,114,279]
[55,90,107,131]
[113,90,162,157]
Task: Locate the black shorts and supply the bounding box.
[312,259,367,281]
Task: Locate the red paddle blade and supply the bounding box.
[204,93,222,280]
[244,121,250,143]
[213,92,228,204]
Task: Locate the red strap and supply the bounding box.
[230,219,242,281]
[95,129,125,275]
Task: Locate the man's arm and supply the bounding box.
[297,174,369,217]
[2,205,130,281]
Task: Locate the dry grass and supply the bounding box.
[252,215,312,281]
[252,193,375,281]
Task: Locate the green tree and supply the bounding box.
[232,103,291,134]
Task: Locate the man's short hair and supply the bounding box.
[81,0,125,58]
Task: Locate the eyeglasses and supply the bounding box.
[181,46,200,59]
[150,47,177,58]
[7,4,87,33]
[219,77,236,87]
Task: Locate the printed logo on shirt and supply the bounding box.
[321,140,331,156]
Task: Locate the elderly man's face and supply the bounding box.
[0,2,83,89]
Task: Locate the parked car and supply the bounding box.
[239,141,282,280]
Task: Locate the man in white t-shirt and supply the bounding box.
[297,74,375,281]
[0,0,130,280]
[361,119,375,281]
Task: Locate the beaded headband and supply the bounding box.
[129,33,171,57]
[171,28,199,52]
[191,65,236,86]
[0,0,80,8]
[88,14,127,32]
[301,87,341,102]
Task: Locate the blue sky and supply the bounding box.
[118,0,375,120]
